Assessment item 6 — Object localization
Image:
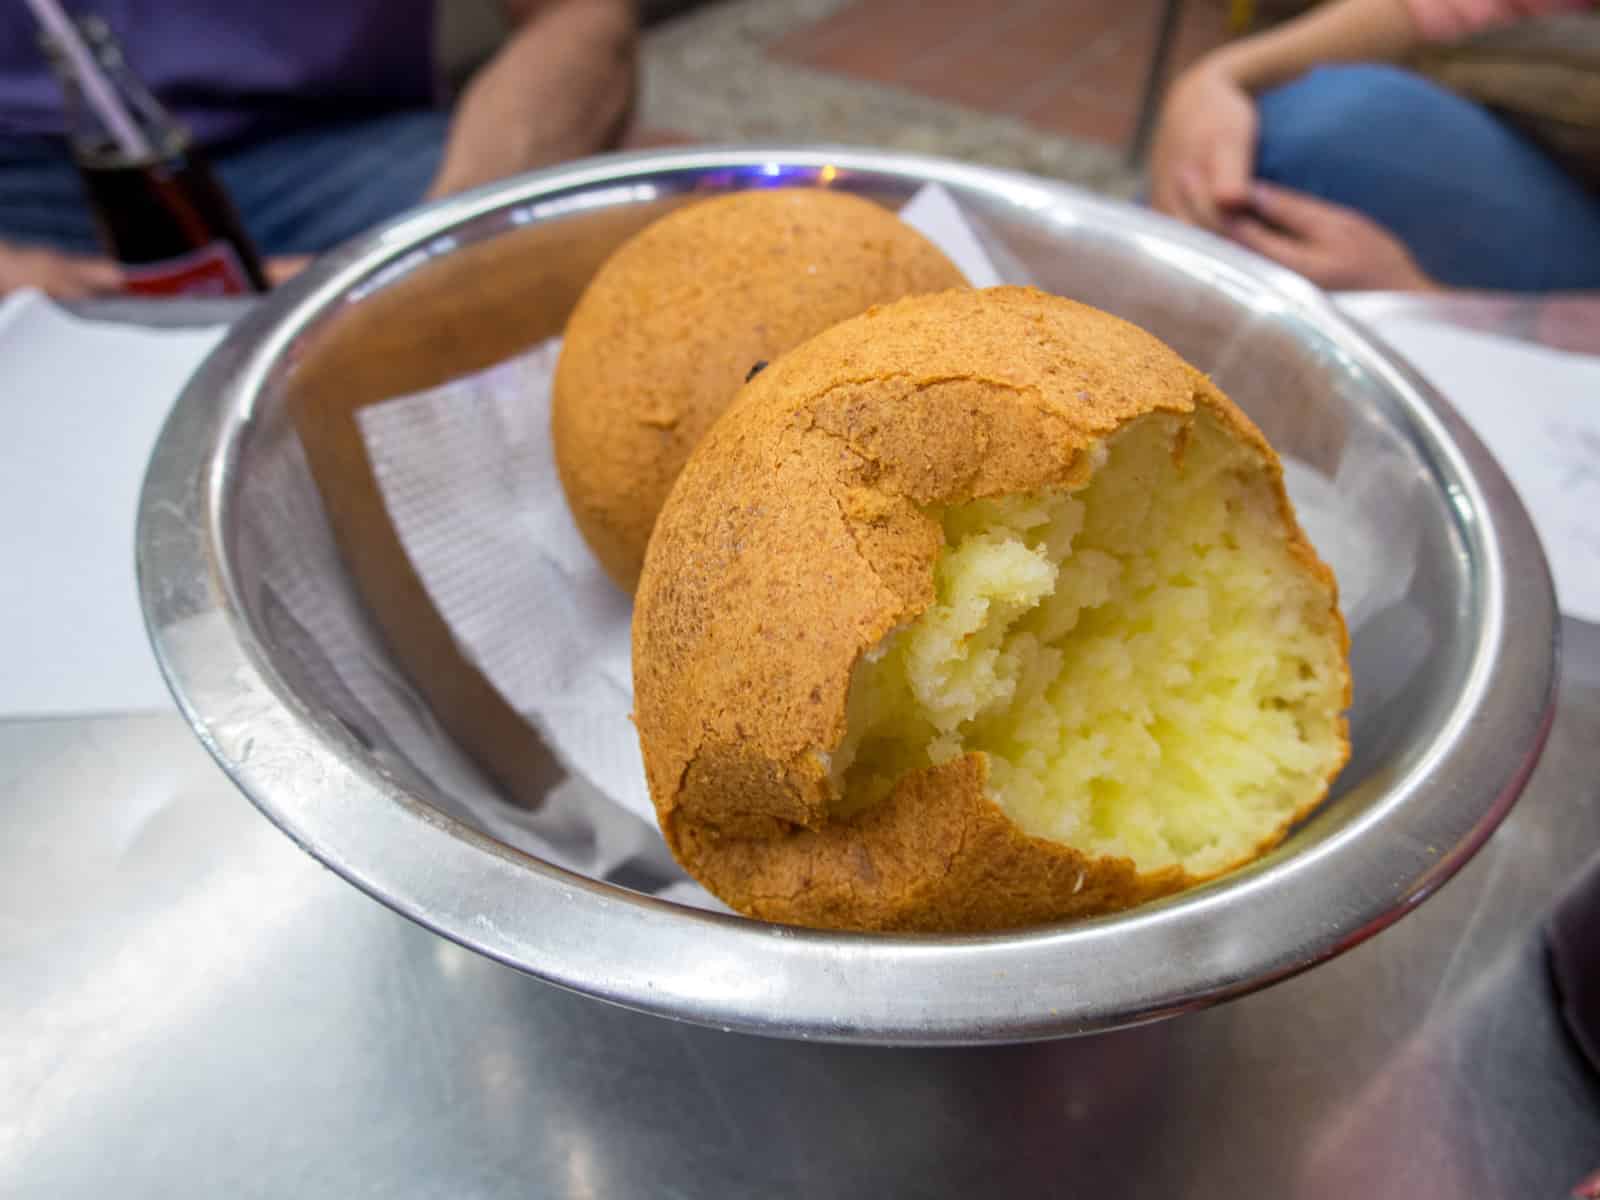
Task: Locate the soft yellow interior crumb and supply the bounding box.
[833,410,1346,877]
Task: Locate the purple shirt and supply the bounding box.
[0,1,436,148]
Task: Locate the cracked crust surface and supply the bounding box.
[551,188,966,592]
[631,286,1348,932]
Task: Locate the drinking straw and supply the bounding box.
[22,0,153,160]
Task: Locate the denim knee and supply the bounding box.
[1251,62,1600,289]
[1255,64,1461,188]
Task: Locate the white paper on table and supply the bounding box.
[0,291,224,717]
[1372,316,1600,624]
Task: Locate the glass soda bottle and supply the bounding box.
[42,15,269,296]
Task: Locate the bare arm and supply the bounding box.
[426,0,636,199]
[1207,0,1422,92]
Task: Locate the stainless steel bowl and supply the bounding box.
[137,147,1557,1044]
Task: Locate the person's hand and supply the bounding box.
[0,241,123,299]
[1150,60,1258,232]
[1225,182,1437,292]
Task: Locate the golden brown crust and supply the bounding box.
[674,753,1188,932]
[632,286,1350,932]
[551,189,966,592]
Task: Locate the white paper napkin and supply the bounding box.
[0,291,224,717]
[1362,316,1600,624]
[360,340,653,822]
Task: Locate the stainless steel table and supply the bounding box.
[4,294,1597,1198]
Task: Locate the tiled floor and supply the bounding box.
[634,0,1238,193]
[769,0,1233,148]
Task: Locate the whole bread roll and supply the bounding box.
[632,287,1351,933]
[552,188,966,592]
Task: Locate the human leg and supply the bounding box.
[1255,64,1600,291]
[0,138,102,254]
[215,109,451,256]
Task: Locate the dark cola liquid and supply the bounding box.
[75,135,268,296]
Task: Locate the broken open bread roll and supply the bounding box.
[632,286,1351,932]
[552,188,965,592]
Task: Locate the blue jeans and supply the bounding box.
[0,109,449,257]
[1257,64,1600,291]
